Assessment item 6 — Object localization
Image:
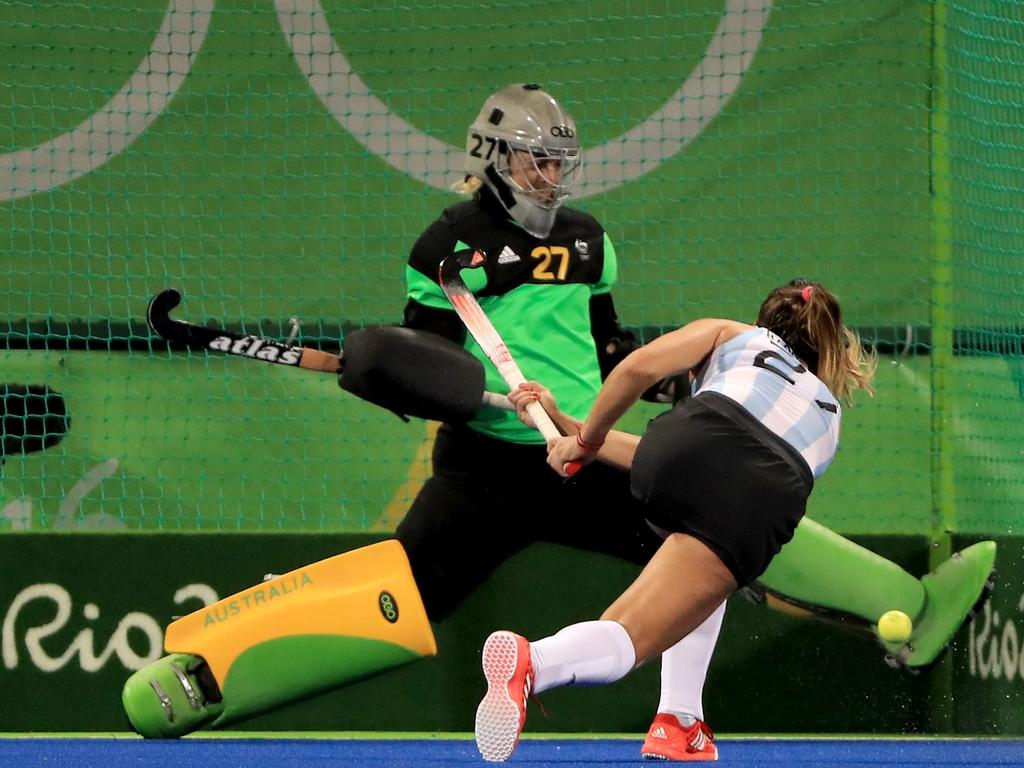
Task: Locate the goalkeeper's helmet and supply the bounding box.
[465,84,582,238]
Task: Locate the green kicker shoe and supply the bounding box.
[122,653,225,738]
[881,541,997,669]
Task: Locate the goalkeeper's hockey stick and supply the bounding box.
[148,288,341,372]
[438,250,580,474]
[146,288,511,411]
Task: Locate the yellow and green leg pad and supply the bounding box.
[122,539,436,738]
[753,518,997,669]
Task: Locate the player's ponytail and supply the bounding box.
[756,279,876,403]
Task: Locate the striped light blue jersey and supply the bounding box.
[692,327,841,478]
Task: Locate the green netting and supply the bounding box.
[1,0,1021,535]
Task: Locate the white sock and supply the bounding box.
[530,620,636,695]
[656,601,726,723]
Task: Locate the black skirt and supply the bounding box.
[630,392,814,586]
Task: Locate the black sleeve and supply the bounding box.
[589,292,641,380]
[589,293,689,404]
[400,212,468,345]
[402,299,467,346]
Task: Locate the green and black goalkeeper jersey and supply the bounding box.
[404,190,629,444]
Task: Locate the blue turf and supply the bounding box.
[0,737,1022,768]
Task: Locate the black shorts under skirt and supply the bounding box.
[630,391,814,587]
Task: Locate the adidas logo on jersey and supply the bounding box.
[497,245,520,264]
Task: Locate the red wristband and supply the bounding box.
[575,430,604,453]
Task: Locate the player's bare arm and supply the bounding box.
[510,382,640,472]
[546,319,751,476]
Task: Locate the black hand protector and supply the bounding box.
[339,326,487,423]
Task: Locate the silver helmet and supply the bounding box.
[465,84,582,238]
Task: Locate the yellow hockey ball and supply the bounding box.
[877,610,913,643]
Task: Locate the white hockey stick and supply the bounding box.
[439,249,580,474]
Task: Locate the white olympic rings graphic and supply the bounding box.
[0,0,215,202]
[1,0,772,202]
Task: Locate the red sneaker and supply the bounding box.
[474,631,534,762]
[641,713,718,761]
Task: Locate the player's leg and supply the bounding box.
[653,603,724,724]
[475,533,734,763]
[757,516,997,667]
[396,424,544,620]
[545,461,663,570]
[641,601,725,762]
[603,533,737,664]
[122,540,436,738]
[397,474,530,620]
[549,464,722,761]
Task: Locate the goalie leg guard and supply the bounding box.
[122,539,436,738]
[755,517,996,668]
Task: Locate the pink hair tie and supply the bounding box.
[801,285,813,302]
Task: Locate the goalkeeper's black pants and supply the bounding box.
[396,423,662,621]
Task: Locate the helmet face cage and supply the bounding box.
[496,141,581,209]
[465,84,582,237]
